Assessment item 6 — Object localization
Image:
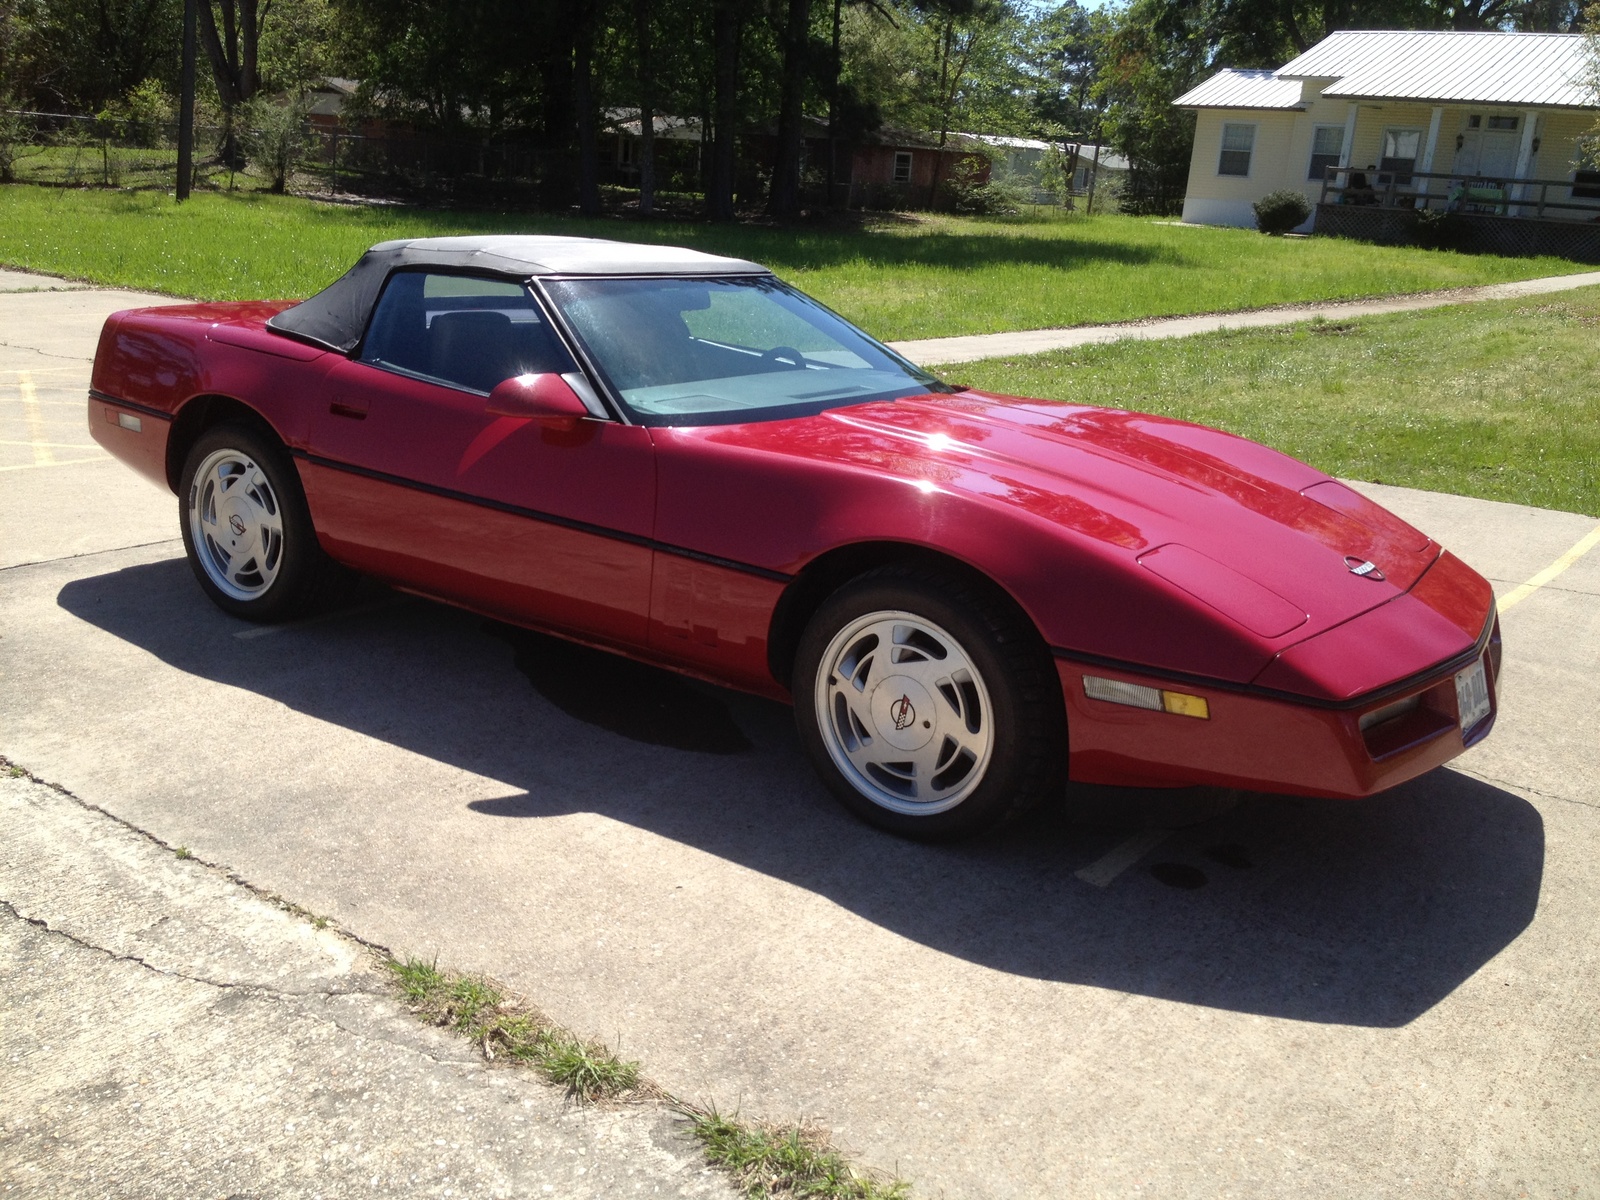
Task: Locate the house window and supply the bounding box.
[1307,125,1344,181]
[1379,127,1422,188]
[892,151,913,184]
[1466,114,1482,129]
[1218,123,1255,176]
[1486,115,1519,132]
[1573,170,1600,200]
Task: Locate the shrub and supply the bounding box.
[242,94,312,193]
[941,174,1028,215]
[97,80,175,149]
[1253,189,1313,235]
[1413,208,1470,252]
[0,108,27,183]
[1083,169,1126,215]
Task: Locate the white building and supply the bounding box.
[1173,30,1600,243]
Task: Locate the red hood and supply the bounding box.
[710,391,1437,649]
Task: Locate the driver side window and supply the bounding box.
[360,272,576,394]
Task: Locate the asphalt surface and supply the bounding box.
[3,274,1599,1197]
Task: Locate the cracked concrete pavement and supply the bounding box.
[0,771,736,1199]
[3,273,1600,1198]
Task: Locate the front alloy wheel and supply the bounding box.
[794,565,1064,840]
[814,610,994,815]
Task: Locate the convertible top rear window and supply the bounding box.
[543,276,955,426]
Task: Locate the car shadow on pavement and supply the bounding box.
[59,558,1544,1030]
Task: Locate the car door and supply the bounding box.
[298,270,655,648]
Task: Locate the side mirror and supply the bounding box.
[486,373,589,427]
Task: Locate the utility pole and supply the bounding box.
[176,0,196,200]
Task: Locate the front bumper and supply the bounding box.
[1057,584,1500,799]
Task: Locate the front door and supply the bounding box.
[300,270,655,648]
[1454,115,1522,179]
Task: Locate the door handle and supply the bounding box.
[328,397,368,420]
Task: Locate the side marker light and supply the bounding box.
[1083,675,1210,720]
[117,412,142,432]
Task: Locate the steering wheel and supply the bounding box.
[762,345,807,370]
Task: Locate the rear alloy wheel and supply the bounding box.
[179,423,341,622]
[794,566,1064,840]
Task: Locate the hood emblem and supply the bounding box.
[1345,555,1385,581]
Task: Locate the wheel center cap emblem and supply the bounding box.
[228,514,247,536]
[871,676,935,752]
[890,694,916,730]
[1345,555,1385,581]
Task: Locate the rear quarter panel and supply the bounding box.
[91,302,331,490]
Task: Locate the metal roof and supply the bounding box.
[1174,69,1306,110]
[1280,30,1593,109]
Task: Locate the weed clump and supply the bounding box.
[688,1105,910,1199]
[386,956,640,1100]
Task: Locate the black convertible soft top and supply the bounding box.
[266,235,769,353]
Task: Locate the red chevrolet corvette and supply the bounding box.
[89,235,1499,838]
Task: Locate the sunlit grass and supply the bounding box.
[386,956,641,1101]
[957,293,1600,516]
[0,184,1585,340]
[687,1105,910,1200]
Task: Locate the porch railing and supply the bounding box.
[1318,165,1600,220]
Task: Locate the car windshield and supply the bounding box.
[540,275,957,426]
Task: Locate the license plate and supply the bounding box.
[1455,658,1491,733]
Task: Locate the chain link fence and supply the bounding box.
[0,110,580,203]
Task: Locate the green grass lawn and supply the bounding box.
[0,184,1589,340]
[956,291,1600,517]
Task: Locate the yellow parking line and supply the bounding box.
[0,455,110,472]
[1497,523,1600,614]
[18,371,53,465]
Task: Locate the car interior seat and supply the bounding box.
[429,310,518,393]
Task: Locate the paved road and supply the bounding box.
[3,278,1598,1198]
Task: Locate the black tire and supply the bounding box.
[178,421,345,622]
[793,563,1065,841]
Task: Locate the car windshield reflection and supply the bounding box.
[542,275,955,426]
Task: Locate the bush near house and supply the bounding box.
[1254,190,1313,235]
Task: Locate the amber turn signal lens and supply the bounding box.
[1084,676,1210,720]
[1160,691,1210,719]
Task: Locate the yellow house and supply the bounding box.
[1173,30,1600,258]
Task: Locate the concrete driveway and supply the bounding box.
[3,279,1597,1198]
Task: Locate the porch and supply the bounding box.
[1314,166,1600,263]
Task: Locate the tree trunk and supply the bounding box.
[196,0,260,167]
[575,10,600,217]
[826,0,842,207]
[537,10,577,210]
[927,17,954,208]
[708,0,741,221]
[634,0,656,215]
[769,0,811,217]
